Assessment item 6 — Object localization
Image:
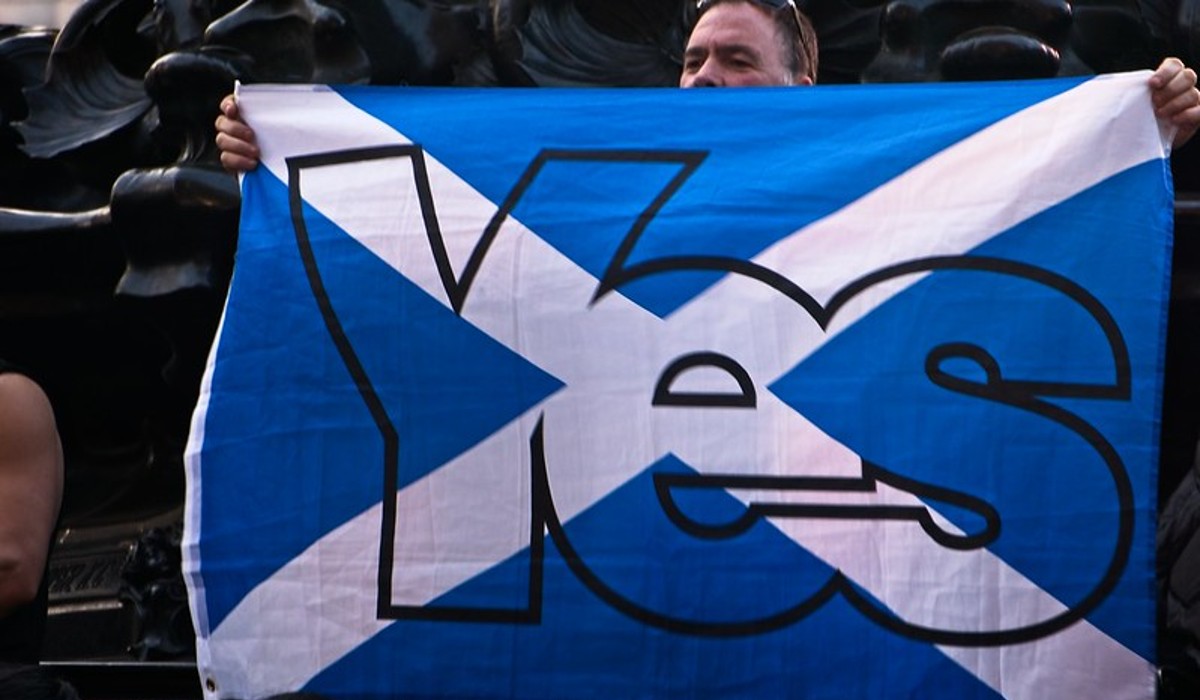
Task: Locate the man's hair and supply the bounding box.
[695,0,819,84]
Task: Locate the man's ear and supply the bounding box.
[796,75,814,86]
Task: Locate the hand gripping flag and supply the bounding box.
[185,74,1172,700]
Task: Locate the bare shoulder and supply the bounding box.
[0,373,57,444]
[0,372,61,476]
[0,371,62,612]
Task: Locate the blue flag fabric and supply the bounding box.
[185,74,1171,700]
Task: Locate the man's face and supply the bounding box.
[680,2,808,88]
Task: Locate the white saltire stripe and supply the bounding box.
[186,74,1162,700]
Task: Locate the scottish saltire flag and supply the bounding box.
[184,73,1172,700]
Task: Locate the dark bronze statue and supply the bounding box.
[1,1,1198,693]
[861,0,1167,82]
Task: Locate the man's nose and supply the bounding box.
[690,59,722,88]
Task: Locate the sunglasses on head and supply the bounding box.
[695,0,806,39]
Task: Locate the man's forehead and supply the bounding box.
[691,1,782,44]
[696,0,777,21]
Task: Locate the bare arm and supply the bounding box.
[215,94,261,173]
[0,373,62,618]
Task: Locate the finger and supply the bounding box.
[219,94,240,118]
[1150,57,1185,88]
[1166,103,1200,148]
[1156,84,1200,117]
[220,150,259,173]
[1173,103,1200,131]
[215,131,260,160]
[214,115,258,143]
[1153,67,1198,109]
[1155,66,1195,104]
